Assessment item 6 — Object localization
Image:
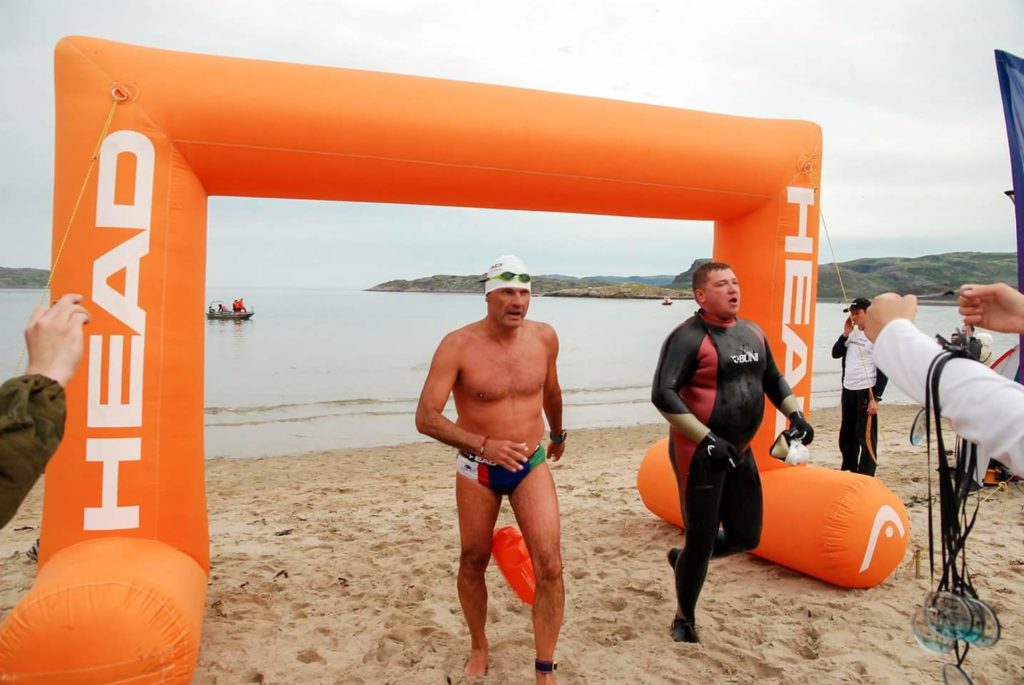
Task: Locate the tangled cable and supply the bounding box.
[910,340,1001,685]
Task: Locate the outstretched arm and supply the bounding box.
[874,317,1024,475]
[0,376,66,529]
[2,295,90,529]
[958,282,1024,333]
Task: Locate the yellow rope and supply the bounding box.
[820,207,889,456]
[14,89,125,376]
[864,412,877,464]
[819,210,849,306]
[978,480,1007,503]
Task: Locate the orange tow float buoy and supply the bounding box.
[492,526,536,604]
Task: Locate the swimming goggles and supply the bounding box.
[483,271,531,284]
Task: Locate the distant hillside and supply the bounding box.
[671,254,1017,300]
[670,259,712,287]
[368,273,690,298]
[816,252,1017,300]
[372,251,1017,300]
[545,274,677,286]
[368,275,599,296]
[0,267,49,288]
[544,282,681,299]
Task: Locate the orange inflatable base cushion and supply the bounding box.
[0,538,207,684]
[492,526,536,605]
[637,439,910,588]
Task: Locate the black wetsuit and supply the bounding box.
[651,311,792,626]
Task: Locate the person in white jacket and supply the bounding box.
[862,285,1024,476]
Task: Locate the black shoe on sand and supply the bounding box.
[671,617,699,643]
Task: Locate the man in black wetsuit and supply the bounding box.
[651,262,814,643]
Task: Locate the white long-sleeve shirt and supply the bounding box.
[873,318,1024,475]
[842,328,877,390]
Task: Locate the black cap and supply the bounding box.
[843,297,871,312]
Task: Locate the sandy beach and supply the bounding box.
[2,404,1022,684]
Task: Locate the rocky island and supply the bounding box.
[368,252,1018,301]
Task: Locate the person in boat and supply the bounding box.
[415,254,565,683]
[232,299,241,313]
[650,261,814,643]
[1,294,89,529]
[864,288,1024,476]
[218,303,227,313]
[238,298,247,313]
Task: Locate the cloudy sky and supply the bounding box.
[2,1,1022,288]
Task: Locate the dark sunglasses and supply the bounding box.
[482,271,531,284]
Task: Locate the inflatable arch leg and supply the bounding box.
[0,539,206,682]
[637,439,910,588]
[0,36,823,681]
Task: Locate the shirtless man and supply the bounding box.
[416,255,565,683]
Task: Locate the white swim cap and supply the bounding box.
[483,254,531,295]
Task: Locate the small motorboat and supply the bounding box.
[662,296,673,306]
[206,300,254,321]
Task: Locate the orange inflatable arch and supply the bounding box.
[0,36,906,682]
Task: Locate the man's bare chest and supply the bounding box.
[456,348,547,401]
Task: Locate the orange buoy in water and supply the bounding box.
[492,526,536,605]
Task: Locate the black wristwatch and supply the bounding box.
[550,430,568,444]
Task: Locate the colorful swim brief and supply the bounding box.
[456,444,546,495]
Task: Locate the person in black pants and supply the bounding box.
[651,262,814,643]
[832,297,888,477]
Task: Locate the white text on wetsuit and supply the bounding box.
[777,186,815,435]
[84,130,154,531]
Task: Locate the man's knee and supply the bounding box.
[729,528,761,553]
[533,550,564,584]
[459,548,491,577]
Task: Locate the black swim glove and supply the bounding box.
[697,432,742,471]
[788,411,815,445]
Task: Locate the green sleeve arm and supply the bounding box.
[0,374,67,529]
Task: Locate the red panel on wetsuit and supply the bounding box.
[672,335,718,493]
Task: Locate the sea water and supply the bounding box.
[1,288,1014,458]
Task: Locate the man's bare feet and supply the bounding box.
[464,645,489,678]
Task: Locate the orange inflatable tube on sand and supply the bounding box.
[0,538,206,683]
[0,35,822,682]
[493,526,536,605]
[637,440,910,588]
